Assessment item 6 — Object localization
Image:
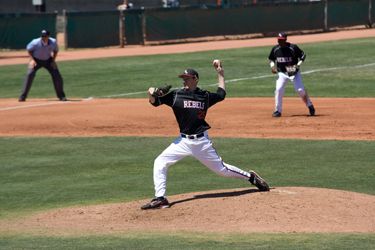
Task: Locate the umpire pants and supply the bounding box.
[20,58,66,100]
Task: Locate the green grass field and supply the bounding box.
[1,37,375,99]
[1,233,374,250]
[0,37,374,249]
[1,137,374,218]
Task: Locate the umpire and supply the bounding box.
[19,30,67,102]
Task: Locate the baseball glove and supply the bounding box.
[286,65,299,76]
[152,85,172,97]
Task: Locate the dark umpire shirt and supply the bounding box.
[152,87,226,135]
[268,42,306,74]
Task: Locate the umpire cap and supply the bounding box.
[41,30,50,37]
[178,68,199,79]
[277,32,287,40]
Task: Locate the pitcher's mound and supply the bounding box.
[2,187,375,235]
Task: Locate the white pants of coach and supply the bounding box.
[275,71,312,113]
[153,131,251,198]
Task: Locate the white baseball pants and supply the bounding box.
[275,71,312,113]
[153,131,251,198]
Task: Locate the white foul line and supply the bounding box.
[104,91,146,98]
[1,62,374,110]
[0,101,68,111]
[100,62,375,98]
[0,97,93,112]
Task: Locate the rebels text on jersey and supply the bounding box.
[268,42,306,74]
[152,87,226,135]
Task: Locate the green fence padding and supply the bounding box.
[66,11,119,48]
[0,13,56,49]
[4,2,371,49]
[144,3,324,41]
[328,0,369,28]
[246,3,324,32]
[372,0,375,25]
[124,10,144,45]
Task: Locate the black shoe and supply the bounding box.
[308,105,315,116]
[141,197,170,210]
[249,171,270,192]
[60,97,67,101]
[18,97,26,102]
[272,111,281,117]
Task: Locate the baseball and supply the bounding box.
[212,59,221,67]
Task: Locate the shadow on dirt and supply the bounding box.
[169,188,259,207]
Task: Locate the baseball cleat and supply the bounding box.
[141,197,170,210]
[272,111,281,117]
[308,105,315,116]
[249,171,270,192]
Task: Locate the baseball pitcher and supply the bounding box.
[141,60,270,210]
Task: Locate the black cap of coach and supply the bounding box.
[178,68,199,79]
[277,32,287,40]
[41,30,50,37]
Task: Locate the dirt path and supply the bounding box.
[0,98,374,140]
[1,28,375,66]
[1,187,374,235]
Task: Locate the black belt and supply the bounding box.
[181,133,205,139]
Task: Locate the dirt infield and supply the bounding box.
[1,29,374,235]
[2,187,375,235]
[0,98,374,140]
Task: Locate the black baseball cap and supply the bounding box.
[41,30,50,37]
[178,68,199,79]
[277,32,287,40]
